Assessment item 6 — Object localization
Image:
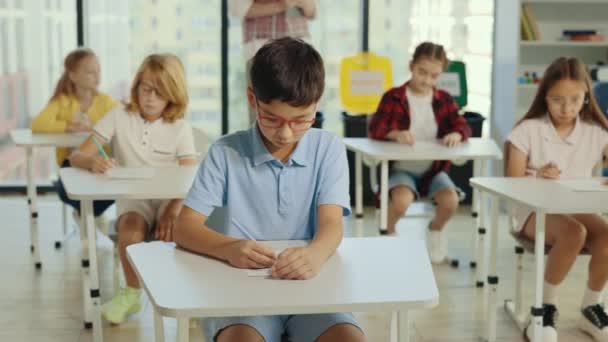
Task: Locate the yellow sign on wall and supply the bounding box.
[339,52,392,115]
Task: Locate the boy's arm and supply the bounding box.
[174,206,276,268]
[69,134,115,173]
[308,204,343,262]
[155,157,198,241]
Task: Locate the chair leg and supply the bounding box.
[514,245,525,318]
[113,245,121,293]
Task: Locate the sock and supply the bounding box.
[543,281,558,306]
[581,286,603,309]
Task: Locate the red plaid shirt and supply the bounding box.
[368,82,472,196]
[243,0,310,43]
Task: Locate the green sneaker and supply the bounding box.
[101,287,141,324]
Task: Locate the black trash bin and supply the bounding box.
[342,111,375,207]
[448,111,486,204]
[312,111,324,129]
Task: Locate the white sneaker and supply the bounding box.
[579,304,608,341]
[525,304,558,342]
[426,228,447,264]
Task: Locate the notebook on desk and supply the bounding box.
[106,167,155,179]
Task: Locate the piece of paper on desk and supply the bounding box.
[245,241,308,277]
[556,179,608,192]
[106,167,155,179]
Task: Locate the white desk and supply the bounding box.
[9,129,88,269]
[343,137,502,286]
[470,177,608,342]
[59,166,197,342]
[127,237,439,342]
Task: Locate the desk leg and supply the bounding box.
[177,317,189,342]
[154,309,165,342]
[470,159,481,270]
[486,194,500,342]
[26,147,41,269]
[397,310,410,342]
[83,200,103,341]
[379,160,389,235]
[531,212,546,342]
[474,161,488,287]
[355,152,363,219]
[79,209,92,329]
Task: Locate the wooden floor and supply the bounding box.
[0,195,599,341]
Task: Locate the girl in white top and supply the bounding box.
[506,57,608,342]
[70,54,197,325]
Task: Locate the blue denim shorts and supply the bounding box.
[388,170,464,201]
[201,312,361,342]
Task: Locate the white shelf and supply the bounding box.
[518,84,539,90]
[520,41,608,47]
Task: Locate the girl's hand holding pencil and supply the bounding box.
[90,136,116,174]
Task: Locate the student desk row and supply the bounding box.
[343,137,503,287]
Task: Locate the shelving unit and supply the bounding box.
[517,0,608,120]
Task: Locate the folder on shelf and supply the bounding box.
[522,4,541,41]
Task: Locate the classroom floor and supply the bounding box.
[0,195,599,341]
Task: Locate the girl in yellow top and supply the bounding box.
[31,48,118,219]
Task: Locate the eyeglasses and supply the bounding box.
[546,95,586,109]
[138,83,161,97]
[255,101,316,131]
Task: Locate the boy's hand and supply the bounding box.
[537,162,561,179]
[90,157,115,174]
[225,240,276,269]
[155,208,179,242]
[441,132,463,147]
[271,246,323,280]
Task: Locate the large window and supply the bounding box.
[87,0,222,141]
[0,0,76,187]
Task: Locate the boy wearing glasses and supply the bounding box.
[174,37,365,342]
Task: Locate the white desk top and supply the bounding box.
[59,166,197,200]
[470,177,608,214]
[342,137,502,161]
[10,128,88,147]
[127,237,439,317]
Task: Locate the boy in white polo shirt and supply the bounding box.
[70,54,197,324]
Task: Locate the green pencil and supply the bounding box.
[91,136,110,161]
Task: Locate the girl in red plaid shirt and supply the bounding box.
[368,42,471,263]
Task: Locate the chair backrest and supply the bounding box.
[192,126,210,162]
[593,82,608,118]
[339,51,393,115]
[437,61,468,109]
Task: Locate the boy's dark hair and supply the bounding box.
[250,37,325,107]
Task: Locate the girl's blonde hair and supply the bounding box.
[126,54,188,123]
[412,42,449,70]
[50,48,97,101]
[520,56,608,130]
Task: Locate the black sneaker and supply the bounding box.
[525,303,558,342]
[579,304,608,341]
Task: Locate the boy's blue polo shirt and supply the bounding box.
[184,126,350,240]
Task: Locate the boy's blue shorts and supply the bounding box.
[202,312,361,342]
